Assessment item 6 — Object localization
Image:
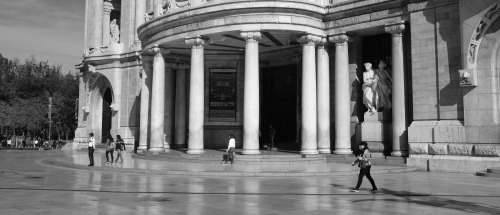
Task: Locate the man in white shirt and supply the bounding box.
[88,133,95,166]
[224,134,235,165]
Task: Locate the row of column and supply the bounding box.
[138,26,407,156]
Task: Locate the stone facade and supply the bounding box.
[76,0,500,172]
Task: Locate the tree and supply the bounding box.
[0,54,78,140]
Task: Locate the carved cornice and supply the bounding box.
[240,31,262,43]
[298,34,322,46]
[328,32,349,45]
[385,21,405,35]
[185,35,209,48]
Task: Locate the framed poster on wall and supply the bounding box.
[209,68,237,121]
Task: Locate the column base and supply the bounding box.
[186,149,205,154]
[148,147,165,154]
[391,151,409,157]
[136,149,147,153]
[300,149,319,155]
[332,149,353,155]
[241,149,261,155]
[318,149,331,154]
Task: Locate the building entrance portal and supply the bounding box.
[261,64,298,150]
[102,88,112,143]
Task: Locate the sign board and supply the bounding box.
[208,68,237,121]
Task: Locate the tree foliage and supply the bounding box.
[0,54,78,139]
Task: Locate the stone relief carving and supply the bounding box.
[467,2,500,67]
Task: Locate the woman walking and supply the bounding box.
[114,135,126,163]
[105,134,115,164]
[350,141,378,192]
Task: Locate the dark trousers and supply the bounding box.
[354,165,377,190]
[226,147,234,164]
[88,147,94,165]
[106,150,114,162]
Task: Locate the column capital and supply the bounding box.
[316,37,328,48]
[152,45,162,56]
[240,31,262,42]
[298,34,322,46]
[385,21,406,35]
[185,36,209,48]
[103,1,113,13]
[328,32,349,45]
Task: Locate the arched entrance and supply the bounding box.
[101,88,112,143]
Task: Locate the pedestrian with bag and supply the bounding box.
[350,141,378,192]
[105,133,115,164]
[114,135,126,163]
[224,134,236,165]
[88,133,95,166]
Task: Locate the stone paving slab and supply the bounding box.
[0,150,500,214]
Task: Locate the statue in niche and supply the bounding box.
[110,19,120,44]
[374,60,392,110]
[362,62,378,114]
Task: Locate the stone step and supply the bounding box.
[476,172,500,178]
[132,153,327,164]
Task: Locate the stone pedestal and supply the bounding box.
[360,112,392,155]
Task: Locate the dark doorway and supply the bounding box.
[362,34,392,67]
[260,64,298,149]
[102,88,112,143]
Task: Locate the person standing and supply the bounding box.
[350,141,378,192]
[105,134,115,164]
[88,133,95,166]
[268,125,276,150]
[224,134,236,165]
[114,135,126,163]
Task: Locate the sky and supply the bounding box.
[0,0,85,74]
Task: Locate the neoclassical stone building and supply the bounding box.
[76,0,500,172]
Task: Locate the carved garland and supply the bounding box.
[467,2,500,68]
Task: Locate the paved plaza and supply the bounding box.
[0,150,499,215]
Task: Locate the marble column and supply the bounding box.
[138,55,153,152]
[385,22,408,157]
[186,36,208,154]
[134,0,146,44]
[93,0,104,47]
[174,64,189,148]
[329,33,352,155]
[316,38,331,154]
[103,1,113,46]
[149,45,166,152]
[241,31,261,155]
[163,64,176,151]
[298,34,321,155]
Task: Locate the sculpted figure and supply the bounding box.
[110,19,120,44]
[362,62,378,114]
[375,60,392,110]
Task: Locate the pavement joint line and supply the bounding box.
[0,187,498,197]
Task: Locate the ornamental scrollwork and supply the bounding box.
[467,2,500,67]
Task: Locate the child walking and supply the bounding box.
[350,141,378,192]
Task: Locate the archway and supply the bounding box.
[101,88,113,143]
